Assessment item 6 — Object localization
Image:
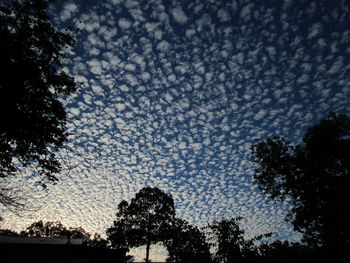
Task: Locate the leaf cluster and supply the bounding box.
[165,218,212,263]
[208,217,273,263]
[20,220,91,239]
[0,0,77,189]
[13,220,109,248]
[251,113,350,249]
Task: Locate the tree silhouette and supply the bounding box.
[106,200,134,256]
[18,220,110,248]
[85,233,110,249]
[0,228,20,236]
[0,0,77,209]
[208,217,272,263]
[251,113,350,257]
[258,240,314,263]
[209,217,246,263]
[165,218,212,263]
[107,187,176,263]
[20,220,90,239]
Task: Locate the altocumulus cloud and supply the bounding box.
[2,0,350,261]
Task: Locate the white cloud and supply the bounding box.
[87,59,103,75]
[125,63,136,71]
[154,30,163,40]
[119,85,129,92]
[165,93,173,103]
[110,0,123,4]
[254,109,267,121]
[125,74,138,86]
[91,85,104,95]
[118,18,132,29]
[157,40,170,51]
[115,103,126,111]
[240,4,253,21]
[308,23,323,39]
[171,6,188,24]
[60,2,78,22]
[217,9,231,22]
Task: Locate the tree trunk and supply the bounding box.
[145,240,151,263]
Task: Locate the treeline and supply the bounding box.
[1,0,349,261]
[0,191,313,263]
[0,220,109,249]
[1,113,350,262]
[0,187,337,263]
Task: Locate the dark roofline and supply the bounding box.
[0,235,84,245]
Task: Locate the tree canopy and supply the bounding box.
[164,218,212,263]
[1,187,330,262]
[208,217,272,263]
[0,0,77,208]
[258,240,315,263]
[18,220,109,248]
[20,220,90,239]
[107,187,176,263]
[251,113,350,254]
[209,217,246,263]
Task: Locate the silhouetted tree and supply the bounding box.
[0,0,77,209]
[208,217,272,263]
[209,217,246,263]
[106,200,133,258]
[0,228,20,236]
[107,187,176,263]
[20,220,90,240]
[165,218,212,263]
[258,240,320,263]
[19,220,112,248]
[251,113,350,257]
[85,233,110,249]
[0,182,26,214]
[1,220,112,250]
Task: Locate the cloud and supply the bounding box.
[171,6,188,24]
[3,0,350,261]
[60,2,78,22]
[118,18,132,30]
[217,8,231,23]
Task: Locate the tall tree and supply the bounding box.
[251,113,350,255]
[208,217,272,263]
[106,200,134,256]
[107,187,176,263]
[165,218,212,263]
[209,217,246,263]
[0,0,77,208]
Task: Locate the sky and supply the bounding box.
[1,0,350,261]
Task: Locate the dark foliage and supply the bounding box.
[251,113,350,254]
[0,228,20,236]
[20,220,91,239]
[0,0,77,203]
[85,233,110,249]
[209,217,246,263]
[106,200,134,253]
[258,240,316,263]
[107,187,176,263]
[165,218,212,263]
[208,217,273,263]
[17,220,109,249]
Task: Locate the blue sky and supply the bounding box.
[1,0,350,260]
